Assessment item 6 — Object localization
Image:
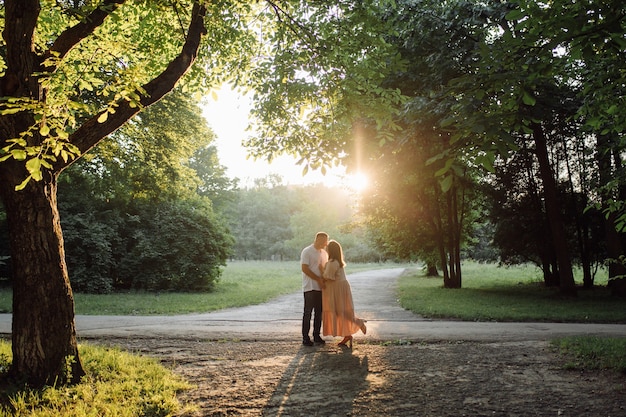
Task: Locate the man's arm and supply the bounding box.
[302,264,325,289]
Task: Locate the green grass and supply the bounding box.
[0,261,393,315]
[398,262,626,323]
[397,262,626,375]
[75,261,305,315]
[552,336,626,373]
[0,340,193,416]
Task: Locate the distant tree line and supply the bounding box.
[230,175,381,263]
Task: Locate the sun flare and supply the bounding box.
[345,172,369,193]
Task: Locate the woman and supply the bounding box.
[321,240,367,348]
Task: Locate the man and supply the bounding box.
[300,231,329,346]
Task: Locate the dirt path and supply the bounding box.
[95,336,625,417]
[73,268,626,416]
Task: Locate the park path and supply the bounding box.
[1,268,625,342]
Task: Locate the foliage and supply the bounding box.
[241,0,407,174]
[53,90,234,293]
[232,181,299,261]
[189,144,239,215]
[115,199,232,292]
[451,0,626,286]
[0,341,193,416]
[230,180,380,262]
[1,1,232,184]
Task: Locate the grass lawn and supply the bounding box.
[398,262,626,323]
[0,341,193,417]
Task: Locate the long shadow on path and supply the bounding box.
[263,344,369,416]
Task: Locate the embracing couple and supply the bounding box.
[301,231,367,348]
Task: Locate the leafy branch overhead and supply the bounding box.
[241,0,407,174]
[0,1,244,189]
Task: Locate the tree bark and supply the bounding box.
[432,183,450,284]
[0,169,84,385]
[425,262,439,276]
[532,122,577,295]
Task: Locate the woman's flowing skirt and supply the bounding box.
[322,278,365,337]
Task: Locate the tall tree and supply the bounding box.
[0,0,239,386]
[473,0,624,294]
[422,0,626,295]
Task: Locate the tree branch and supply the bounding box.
[43,0,126,69]
[57,3,207,173]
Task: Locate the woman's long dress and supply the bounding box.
[322,260,365,337]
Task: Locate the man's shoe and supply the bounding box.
[302,339,314,346]
[313,337,326,345]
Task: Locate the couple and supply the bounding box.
[301,232,367,348]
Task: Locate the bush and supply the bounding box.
[60,197,233,293]
[117,200,233,291]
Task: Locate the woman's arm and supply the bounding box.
[323,260,339,280]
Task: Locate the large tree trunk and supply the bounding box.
[0,1,207,386]
[532,123,577,296]
[0,0,83,386]
[0,171,84,386]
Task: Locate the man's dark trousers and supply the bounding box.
[302,290,322,341]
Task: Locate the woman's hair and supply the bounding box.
[327,240,345,268]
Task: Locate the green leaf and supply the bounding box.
[97,112,109,123]
[440,116,456,127]
[440,175,453,192]
[56,129,69,140]
[0,107,23,115]
[522,91,536,106]
[25,158,43,180]
[505,9,525,21]
[435,158,454,177]
[478,153,495,173]
[15,175,33,191]
[40,124,50,136]
[12,150,27,160]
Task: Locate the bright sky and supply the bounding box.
[202,85,358,189]
[202,86,328,186]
